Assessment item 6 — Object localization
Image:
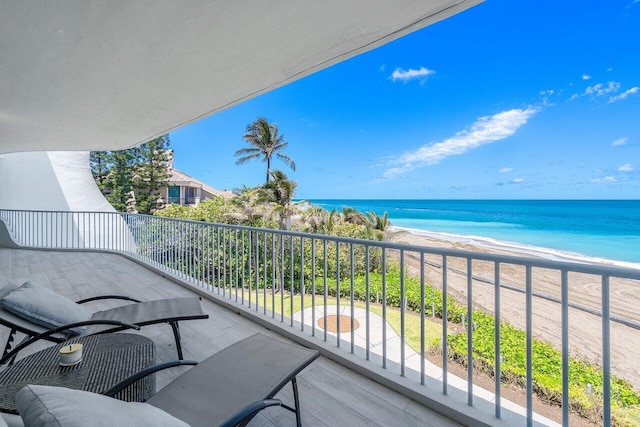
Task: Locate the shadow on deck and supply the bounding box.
[0,248,460,427]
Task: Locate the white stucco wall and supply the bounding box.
[47,152,117,212]
[0,151,134,250]
[0,151,114,212]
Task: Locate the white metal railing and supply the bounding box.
[1,209,639,426]
[0,209,136,251]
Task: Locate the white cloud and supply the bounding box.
[582,74,591,80]
[390,67,435,83]
[539,89,556,106]
[590,176,617,183]
[569,93,579,101]
[499,167,513,173]
[383,107,539,178]
[584,81,620,97]
[608,86,639,103]
[618,163,634,172]
[611,137,629,146]
[606,67,614,72]
[510,178,524,184]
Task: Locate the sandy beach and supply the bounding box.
[386,226,640,392]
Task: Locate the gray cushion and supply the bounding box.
[0,274,18,299]
[0,413,20,427]
[16,385,189,427]
[0,282,92,336]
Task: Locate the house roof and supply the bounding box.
[0,1,480,155]
[168,168,235,198]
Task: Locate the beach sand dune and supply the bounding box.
[388,229,640,392]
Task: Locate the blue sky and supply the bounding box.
[170,0,640,199]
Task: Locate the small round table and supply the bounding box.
[0,333,155,414]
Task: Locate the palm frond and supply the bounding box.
[234,147,261,156]
[237,117,295,182]
[235,152,262,165]
[275,153,296,171]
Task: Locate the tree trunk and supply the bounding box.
[266,158,271,184]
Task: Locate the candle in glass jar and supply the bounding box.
[59,343,83,366]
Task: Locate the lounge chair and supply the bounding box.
[0,277,208,362]
[11,334,320,427]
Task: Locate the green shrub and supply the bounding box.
[447,311,640,422]
[308,269,466,323]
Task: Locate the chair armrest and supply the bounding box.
[0,320,141,364]
[102,360,199,397]
[219,399,283,427]
[75,295,142,304]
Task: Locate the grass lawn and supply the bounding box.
[233,289,445,353]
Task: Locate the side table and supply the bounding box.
[0,333,155,414]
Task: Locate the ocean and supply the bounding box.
[306,200,640,265]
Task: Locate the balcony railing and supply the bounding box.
[1,209,639,426]
[167,197,200,205]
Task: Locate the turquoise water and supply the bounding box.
[306,200,640,264]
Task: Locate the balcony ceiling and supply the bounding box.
[0,1,480,155]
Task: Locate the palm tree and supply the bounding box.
[301,206,328,233]
[318,209,340,235]
[225,186,269,225]
[341,207,367,225]
[366,211,390,231]
[261,170,299,293]
[234,117,295,184]
[265,170,298,230]
[352,211,389,241]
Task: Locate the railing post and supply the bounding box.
[247,229,252,307]
[300,236,305,331]
[289,234,294,326]
[241,229,246,303]
[365,245,371,361]
[323,238,328,341]
[420,252,425,385]
[526,265,533,427]
[350,243,355,354]
[602,275,611,427]
[336,241,340,347]
[494,261,501,419]
[311,238,316,335]
[467,258,473,407]
[442,255,448,396]
[271,233,276,316]
[561,269,569,427]
[382,247,387,369]
[400,250,406,377]
[281,234,285,323]
[264,231,269,315]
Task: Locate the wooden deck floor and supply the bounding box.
[0,248,460,426]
